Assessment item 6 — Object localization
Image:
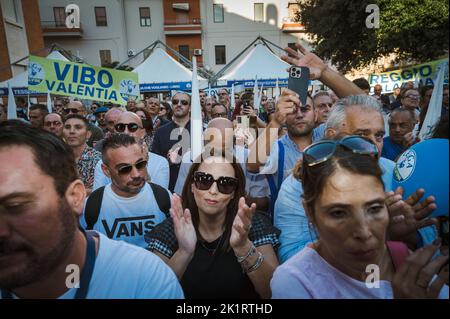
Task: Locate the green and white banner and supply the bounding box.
[28,55,140,105]
[368,58,449,93]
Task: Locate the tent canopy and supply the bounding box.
[218,43,290,83]
[133,47,207,92]
[0,51,69,91]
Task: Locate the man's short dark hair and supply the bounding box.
[0,120,78,197]
[102,133,137,164]
[352,78,371,91]
[389,107,416,123]
[63,114,90,129]
[29,104,49,114]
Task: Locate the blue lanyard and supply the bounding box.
[1,230,97,299]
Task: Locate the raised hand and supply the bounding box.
[230,197,257,251]
[386,187,437,248]
[273,89,300,126]
[392,240,449,299]
[170,194,197,255]
[281,43,328,80]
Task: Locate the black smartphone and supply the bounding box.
[288,66,310,105]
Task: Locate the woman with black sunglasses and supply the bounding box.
[146,152,280,299]
[271,137,449,298]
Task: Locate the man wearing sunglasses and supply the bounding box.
[43,113,64,138]
[63,101,104,147]
[82,134,171,249]
[275,95,438,263]
[152,91,192,192]
[93,112,169,191]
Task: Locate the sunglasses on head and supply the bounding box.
[115,159,148,175]
[63,108,80,114]
[172,99,189,106]
[303,135,378,167]
[193,171,238,194]
[115,123,141,133]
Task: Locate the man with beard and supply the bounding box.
[83,133,171,249]
[247,89,317,215]
[93,112,169,190]
[0,121,183,299]
[151,91,192,192]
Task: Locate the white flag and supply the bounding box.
[230,84,235,112]
[418,61,448,140]
[274,78,280,102]
[7,82,17,120]
[46,92,52,113]
[252,77,259,111]
[190,56,203,162]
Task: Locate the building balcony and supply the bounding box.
[164,18,202,35]
[281,17,305,33]
[41,21,83,38]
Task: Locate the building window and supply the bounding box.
[179,45,190,61]
[95,7,107,26]
[215,46,226,65]
[53,7,66,27]
[99,50,111,66]
[213,4,224,23]
[139,7,151,27]
[288,3,300,21]
[254,3,264,22]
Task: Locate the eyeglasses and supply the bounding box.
[115,123,141,133]
[63,108,80,114]
[172,99,189,106]
[193,171,238,194]
[115,159,148,175]
[405,94,420,100]
[303,135,378,167]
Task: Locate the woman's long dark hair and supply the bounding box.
[181,149,246,253]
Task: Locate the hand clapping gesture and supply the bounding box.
[386,187,437,248]
[170,194,197,256]
[230,197,257,251]
[392,240,449,299]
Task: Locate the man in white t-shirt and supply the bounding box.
[82,133,171,249]
[93,111,170,190]
[0,122,183,299]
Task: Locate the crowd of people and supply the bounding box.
[0,43,448,299]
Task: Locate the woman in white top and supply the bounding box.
[271,136,449,299]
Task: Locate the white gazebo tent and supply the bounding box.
[133,47,207,92]
[218,43,290,85]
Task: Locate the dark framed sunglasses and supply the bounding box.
[115,123,141,133]
[193,171,238,195]
[172,99,189,106]
[116,159,148,175]
[303,135,378,167]
[63,108,80,114]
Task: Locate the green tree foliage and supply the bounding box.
[296,0,449,72]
